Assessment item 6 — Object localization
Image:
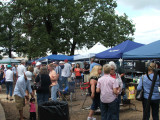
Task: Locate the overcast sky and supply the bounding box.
[116,0,160,45]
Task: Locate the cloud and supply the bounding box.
[133,15,160,44]
[117,0,160,10]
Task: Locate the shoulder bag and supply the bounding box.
[33,74,41,90]
[136,75,144,101]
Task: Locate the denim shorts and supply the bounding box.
[91,96,100,110]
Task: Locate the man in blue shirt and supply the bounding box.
[90,58,100,72]
[14,71,34,120]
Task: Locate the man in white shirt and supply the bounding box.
[17,60,26,77]
[61,59,72,89]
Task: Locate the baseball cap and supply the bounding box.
[71,63,75,65]
[25,71,32,80]
[36,62,41,66]
[7,65,12,68]
[64,59,68,62]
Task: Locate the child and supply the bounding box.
[29,98,36,120]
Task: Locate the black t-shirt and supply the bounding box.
[84,64,90,74]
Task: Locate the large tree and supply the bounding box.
[0,0,135,58]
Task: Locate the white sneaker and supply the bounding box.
[87,117,96,120]
[92,117,96,120]
[87,117,92,120]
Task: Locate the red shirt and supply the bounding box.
[110,74,116,79]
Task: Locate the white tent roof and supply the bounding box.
[74,42,108,60]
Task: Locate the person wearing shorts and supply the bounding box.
[14,72,34,120]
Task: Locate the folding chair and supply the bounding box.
[80,82,90,109]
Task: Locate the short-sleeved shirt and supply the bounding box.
[84,64,90,74]
[55,66,62,80]
[14,75,32,98]
[17,64,26,77]
[61,63,72,77]
[90,62,100,72]
[33,67,40,76]
[5,69,14,82]
[12,67,16,74]
[137,74,160,100]
[97,74,119,103]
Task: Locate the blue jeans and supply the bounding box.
[5,82,13,97]
[100,98,119,120]
[37,93,49,105]
[51,84,59,101]
[142,98,159,120]
[61,77,68,89]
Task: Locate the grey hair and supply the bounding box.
[108,61,117,70]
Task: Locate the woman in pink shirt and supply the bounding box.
[96,64,120,120]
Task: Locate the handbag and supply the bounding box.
[136,75,144,101]
[32,74,41,90]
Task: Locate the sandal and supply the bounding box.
[10,98,14,101]
[6,98,9,100]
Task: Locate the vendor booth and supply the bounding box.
[123,40,160,59]
[95,40,144,59]
[74,42,108,60]
[37,54,74,61]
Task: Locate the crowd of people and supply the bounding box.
[0,58,159,120]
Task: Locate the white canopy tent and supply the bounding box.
[74,42,108,60]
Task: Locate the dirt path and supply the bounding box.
[0,86,156,120]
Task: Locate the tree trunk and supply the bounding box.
[70,41,76,55]
[51,50,57,55]
[9,48,12,58]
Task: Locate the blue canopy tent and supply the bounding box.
[95,40,144,59]
[37,54,74,61]
[123,40,160,59]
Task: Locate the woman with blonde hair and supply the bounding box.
[87,65,102,120]
[137,62,160,120]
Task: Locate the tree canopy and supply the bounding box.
[0,0,135,59]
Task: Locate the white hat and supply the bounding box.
[25,71,32,80]
[59,61,64,64]
[36,62,41,66]
[71,63,75,64]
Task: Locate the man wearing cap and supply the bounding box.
[61,59,72,89]
[33,62,41,78]
[14,71,34,120]
[17,60,27,78]
[5,64,14,100]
